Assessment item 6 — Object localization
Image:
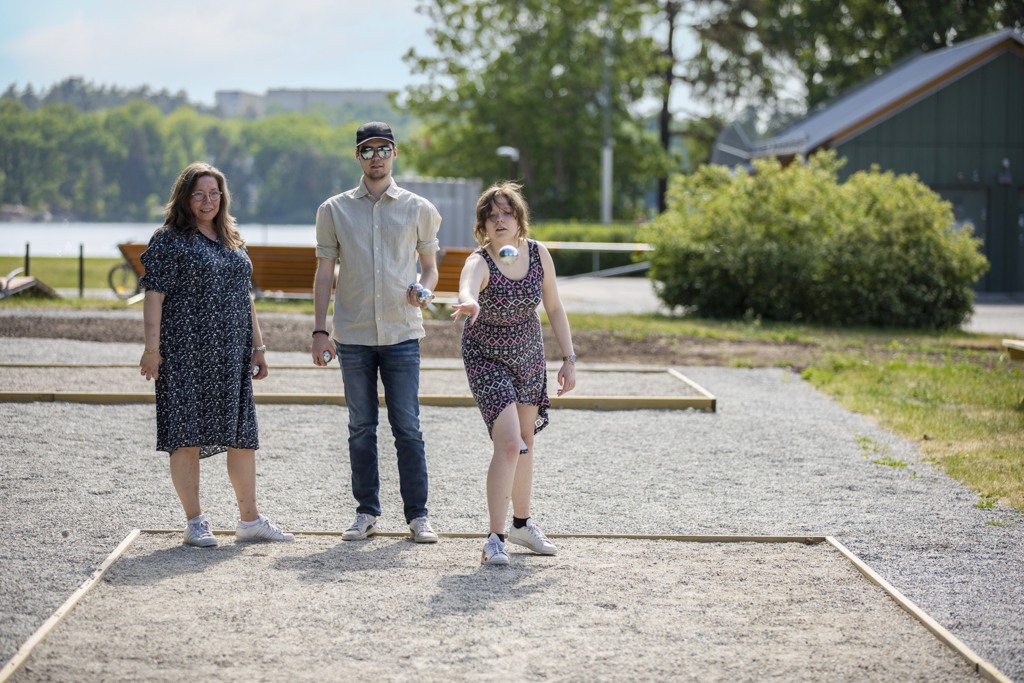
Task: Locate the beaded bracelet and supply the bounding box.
[143,347,160,355]
[253,345,267,352]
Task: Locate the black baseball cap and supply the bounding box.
[356,121,396,146]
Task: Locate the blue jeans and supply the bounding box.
[336,339,428,523]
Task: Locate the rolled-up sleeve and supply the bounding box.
[315,203,341,260]
[416,203,441,255]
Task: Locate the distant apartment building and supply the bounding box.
[215,88,393,118]
[215,91,266,118]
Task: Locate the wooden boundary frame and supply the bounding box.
[0,391,715,412]
[826,537,1011,683]
[0,530,141,683]
[0,364,716,412]
[0,530,1011,683]
[1002,339,1024,360]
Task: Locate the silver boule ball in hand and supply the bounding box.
[498,244,518,265]
[416,288,434,305]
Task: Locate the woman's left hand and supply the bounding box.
[450,300,480,325]
[556,360,576,396]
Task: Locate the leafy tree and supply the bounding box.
[203,122,256,219]
[0,99,409,223]
[667,0,1024,116]
[102,101,167,220]
[0,99,47,206]
[241,114,359,223]
[5,76,210,115]
[758,0,1024,106]
[404,0,670,219]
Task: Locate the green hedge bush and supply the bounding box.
[642,152,989,329]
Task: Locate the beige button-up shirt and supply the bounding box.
[315,177,441,346]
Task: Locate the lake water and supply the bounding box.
[0,222,317,258]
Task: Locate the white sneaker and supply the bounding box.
[408,516,439,543]
[183,516,217,548]
[342,513,379,541]
[481,533,509,566]
[508,519,557,555]
[235,515,294,542]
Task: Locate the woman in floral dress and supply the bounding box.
[139,162,292,547]
[451,182,577,566]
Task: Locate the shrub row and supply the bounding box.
[641,152,988,329]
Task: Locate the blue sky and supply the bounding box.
[0,1,434,105]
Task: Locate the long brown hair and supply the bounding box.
[472,181,530,246]
[162,162,244,249]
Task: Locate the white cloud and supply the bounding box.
[4,0,432,103]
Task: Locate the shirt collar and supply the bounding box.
[357,176,401,199]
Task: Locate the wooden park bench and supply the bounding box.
[0,267,60,300]
[112,243,320,301]
[433,247,473,302]
[114,242,465,303]
[1002,339,1024,360]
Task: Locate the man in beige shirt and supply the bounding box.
[311,121,441,544]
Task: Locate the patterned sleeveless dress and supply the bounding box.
[461,239,550,437]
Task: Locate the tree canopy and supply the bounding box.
[0,99,365,223]
[677,0,1024,115]
[403,0,672,220]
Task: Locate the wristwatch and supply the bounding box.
[562,354,577,364]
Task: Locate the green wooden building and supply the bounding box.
[713,29,1024,293]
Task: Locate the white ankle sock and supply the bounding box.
[238,516,263,527]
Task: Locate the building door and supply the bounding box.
[937,187,989,291]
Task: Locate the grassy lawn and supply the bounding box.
[0,255,124,292]
[801,341,1023,518]
[2,258,1021,515]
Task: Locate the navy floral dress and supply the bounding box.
[140,228,258,458]
[461,239,550,437]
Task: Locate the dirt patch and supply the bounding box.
[0,312,819,368]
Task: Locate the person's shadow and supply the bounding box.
[105,540,244,585]
[271,536,421,582]
[427,558,558,619]
[270,536,561,617]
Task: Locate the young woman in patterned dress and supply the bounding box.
[451,182,577,565]
[139,162,292,547]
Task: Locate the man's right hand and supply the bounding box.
[312,332,334,366]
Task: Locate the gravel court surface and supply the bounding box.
[7,535,982,683]
[0,338,1022,681]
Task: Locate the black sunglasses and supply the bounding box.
[359,145,393,160]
